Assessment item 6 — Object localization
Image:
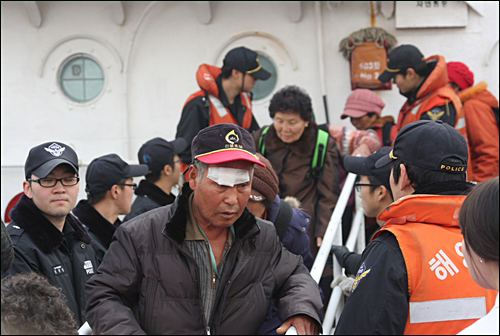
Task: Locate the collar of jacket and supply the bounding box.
[135,179,175,207]
[163,182,259,244]
[404,56,440,105]
[72,199,119,248]
[10,194,91,253]
[264,121,319,156]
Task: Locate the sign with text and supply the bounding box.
[396,1,468,29]
[350,42,391,90]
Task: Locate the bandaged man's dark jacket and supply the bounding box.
[85,183,323,335]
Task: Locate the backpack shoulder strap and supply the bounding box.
[382,121,395,147]
[274,199,293,242]
[311,129,329,178]
[258,126,271,155]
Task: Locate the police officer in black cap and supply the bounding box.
[3,141,99,328]
[72,154,148,261]
[175,46,271,172]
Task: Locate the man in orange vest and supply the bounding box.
[335,120,496,335]
[175,46,271,172]
[446,61,499,182]
[378,45,466,140]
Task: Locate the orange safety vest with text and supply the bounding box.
[375,194,496,335]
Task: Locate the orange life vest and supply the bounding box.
[375,194,497,335]
[180,64,254,173]
[396,55,472,180]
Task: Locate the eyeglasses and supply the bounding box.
[118,183,138,190]
[354,183,380,192]
[28,177,79,188]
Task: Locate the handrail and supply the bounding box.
[310,173,357,283]
[287,172,363,335]
[322,196,365,335]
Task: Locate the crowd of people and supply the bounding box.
[1,44,498,335]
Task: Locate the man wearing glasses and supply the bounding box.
[72,154,148,262]
[2,141,99,328]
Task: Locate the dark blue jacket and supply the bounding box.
[258,195,315,335]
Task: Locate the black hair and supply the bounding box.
[1,221,13,275]
[1,272,79,335]
[399,61,433,78]
[145,162,175,183]
[391,157,466,189]
[367,175,393,200]
[268,85,313,122]
[87,178,127,206]
[459,177,499,263]
[221,65,235,79]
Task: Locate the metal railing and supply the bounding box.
[287,172,365,335]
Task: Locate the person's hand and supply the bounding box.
[331,275,355,296]
[331,245,350,259]
[316,236,323,247]
[351,142,371,157]
[276,314,319,335]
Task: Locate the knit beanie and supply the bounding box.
[447,62,474,91]
[341,89,385,119]
[251,154,279,203]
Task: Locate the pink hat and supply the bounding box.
[447,62,474,91]
[341,89,385,119]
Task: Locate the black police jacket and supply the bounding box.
[2,195,99,327]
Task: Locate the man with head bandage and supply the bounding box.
[85,124,323,335]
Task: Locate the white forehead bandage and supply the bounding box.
[207,167,250,187]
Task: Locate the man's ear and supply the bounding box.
[377,185,388,202]
[406,68,417,80]
[109,185,120,200]
[23,180,33,199]
[187,166,198,191]
[163,164,172,177]
[399,164,413,193]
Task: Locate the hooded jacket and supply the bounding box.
[3,195,98,327]
[253,122,340,258]
[458,82,499,182]
[175,64,259,167]
[397,55,466,139]
[85,183,323,335]
[258,195,315,335]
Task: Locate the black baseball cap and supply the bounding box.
[223,46,271,80]
[191,123,265,167]
[25,142,79,179]
[85,154,149,195]
[378,45,425,83]
[344,147,393,191]
[138,137,187,173]
[375,120,468,173]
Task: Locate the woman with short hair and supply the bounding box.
[458,177,499,335]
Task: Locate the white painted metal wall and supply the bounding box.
[1,1,499,221]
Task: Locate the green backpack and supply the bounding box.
[258,126,329,179]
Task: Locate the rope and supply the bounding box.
[339,27,398,60]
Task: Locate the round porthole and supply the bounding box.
[59,54,104,103]
[252,53,277,101]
